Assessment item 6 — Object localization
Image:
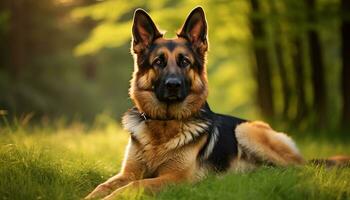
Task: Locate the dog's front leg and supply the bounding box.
[102,173,185,200]
[85,139,145,199]
[84,173,134,199]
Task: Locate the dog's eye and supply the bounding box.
[179,58,191,68]
[153,58,165,68]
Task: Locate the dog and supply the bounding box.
[85,7,349,200]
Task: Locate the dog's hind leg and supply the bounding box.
[235,121,305,166]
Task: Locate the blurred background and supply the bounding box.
[0,0,349,133]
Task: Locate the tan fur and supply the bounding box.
[84,110,212,199]
[86,130,208,199]
[136,68,157,90]
[235,121,305,166]
[130,89,167,118]
[122,113,210,156]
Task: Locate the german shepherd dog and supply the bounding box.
[85,7,349,200]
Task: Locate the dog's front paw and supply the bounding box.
[85,183,113,199]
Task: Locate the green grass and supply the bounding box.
[1,119,350,200]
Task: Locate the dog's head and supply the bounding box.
[129,7,209,120]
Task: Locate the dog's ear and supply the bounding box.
[178,7,208,52]
[132,9,162,53]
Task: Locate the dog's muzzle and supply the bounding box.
[155,75,189,103]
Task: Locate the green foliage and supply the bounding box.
[74,21,132,56]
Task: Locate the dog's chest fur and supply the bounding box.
[122,108,210,172]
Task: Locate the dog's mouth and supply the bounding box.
[154,77,190,104]
[165,87,184,100]
[166,95,180,101]
[159,90,186,103]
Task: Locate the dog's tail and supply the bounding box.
[309,155,350,168]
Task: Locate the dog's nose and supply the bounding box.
[165,77,182,89]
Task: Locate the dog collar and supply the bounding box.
[140,112,148,120]
[138,111,177,121]
[133,102,212,121]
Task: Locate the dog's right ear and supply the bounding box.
[132,9,162,53]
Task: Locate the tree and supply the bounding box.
[341,0,350,129]
[305,0,327,126]
[8,0,26,79]
[269,0,291,119]
[249,0,275,118]
[292,38,308,123]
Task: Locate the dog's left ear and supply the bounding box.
[178,7,208,53]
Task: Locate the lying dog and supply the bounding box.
[85,7,348,200]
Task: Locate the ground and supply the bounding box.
[0,117,350,200]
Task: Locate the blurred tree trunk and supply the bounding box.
[341,0,350,129]
[276,36,290,118]
[269,0,291,118]
[249,0,275,118]
[81,18,98,80]
[9,0,26,79]
[293,38,308,123]
[306,0,327,126]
